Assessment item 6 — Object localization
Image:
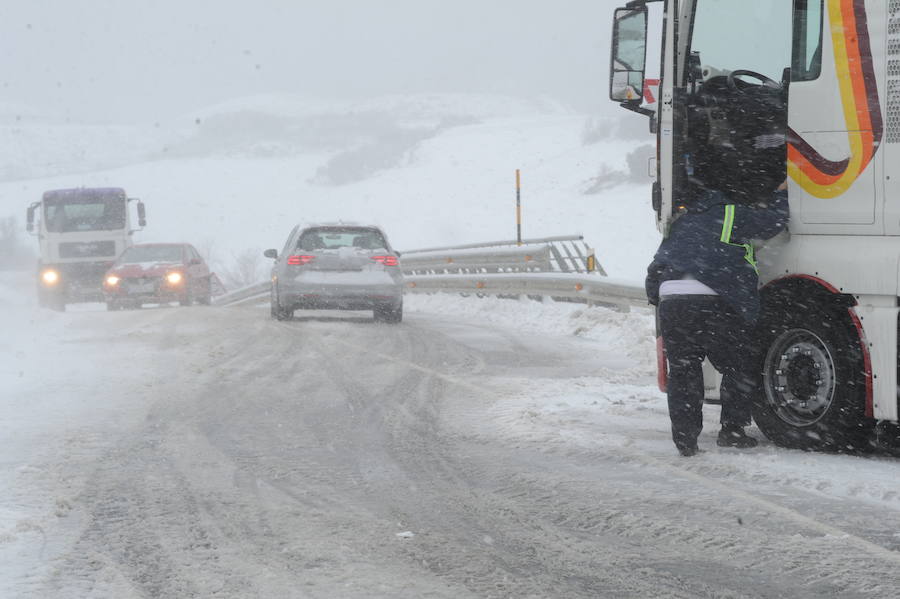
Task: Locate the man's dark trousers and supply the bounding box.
[658,296,758,450]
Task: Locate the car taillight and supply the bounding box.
[372,255,398,267]
[287,255,315,265]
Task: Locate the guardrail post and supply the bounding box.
[516,169,523,246]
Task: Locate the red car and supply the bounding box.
[103,243,212,310]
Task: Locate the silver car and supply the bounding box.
[264,224,403,323]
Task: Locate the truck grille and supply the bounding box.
[59,240,117,259]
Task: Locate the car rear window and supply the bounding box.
[297,228,387,251]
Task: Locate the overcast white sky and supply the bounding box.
[0,0,616,122]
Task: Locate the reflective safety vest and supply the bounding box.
[720,204,758,274]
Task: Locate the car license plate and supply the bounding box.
[129,281,156,293]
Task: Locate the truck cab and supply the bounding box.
[26,187,146,310]
[609,0,900,450]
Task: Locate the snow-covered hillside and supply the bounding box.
[0,93,658,282]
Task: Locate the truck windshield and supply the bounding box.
[44,196,127,233]
[690,0,794,83]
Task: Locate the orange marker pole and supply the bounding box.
[516,169,522,246]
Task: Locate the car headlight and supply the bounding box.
[41,270,60,285]
[105,275,120,286]
[166,272,183,285]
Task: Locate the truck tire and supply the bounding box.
[752,300,874,452]
[38,283,65,311]
[48,292,66,312]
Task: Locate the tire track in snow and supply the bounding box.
[20,303,900,598]
[325,317,900,592]
[288,319,792,597]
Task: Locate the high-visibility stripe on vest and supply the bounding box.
[720,205,758,273]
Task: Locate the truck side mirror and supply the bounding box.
[264,249,278,259]
[26,203,36,233]
[609,7,648,103]
[137,201,147,228]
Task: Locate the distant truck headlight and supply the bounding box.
[41,269,60,285]
[105,275,120,286]
[166,272,183,285]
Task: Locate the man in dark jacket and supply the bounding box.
[646,187,790,456]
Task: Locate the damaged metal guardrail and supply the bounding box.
[400,235,606,275]
[397,234,647,307]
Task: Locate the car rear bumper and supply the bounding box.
[278,271,402,310]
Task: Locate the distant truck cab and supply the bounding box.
[26,187,146,310]
[609,1,900,451]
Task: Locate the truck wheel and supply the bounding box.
[876,422,900,456]
[49,293,66,312]
[106,301,121,311]
[753,301,874,452]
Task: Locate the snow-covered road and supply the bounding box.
[3,273,900,598]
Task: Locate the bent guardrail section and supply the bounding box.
[400,234,605,275]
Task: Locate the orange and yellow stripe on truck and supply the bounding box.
[788,0,883,199]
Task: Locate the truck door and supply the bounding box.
[787,0,880,229]
[656,0,680,234]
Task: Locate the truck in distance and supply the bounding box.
[26,187,146,311]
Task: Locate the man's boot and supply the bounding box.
[717,425,758,448]
[677,443,700,457]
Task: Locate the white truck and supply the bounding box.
[609,0,900,451]
[26,187,146,310]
